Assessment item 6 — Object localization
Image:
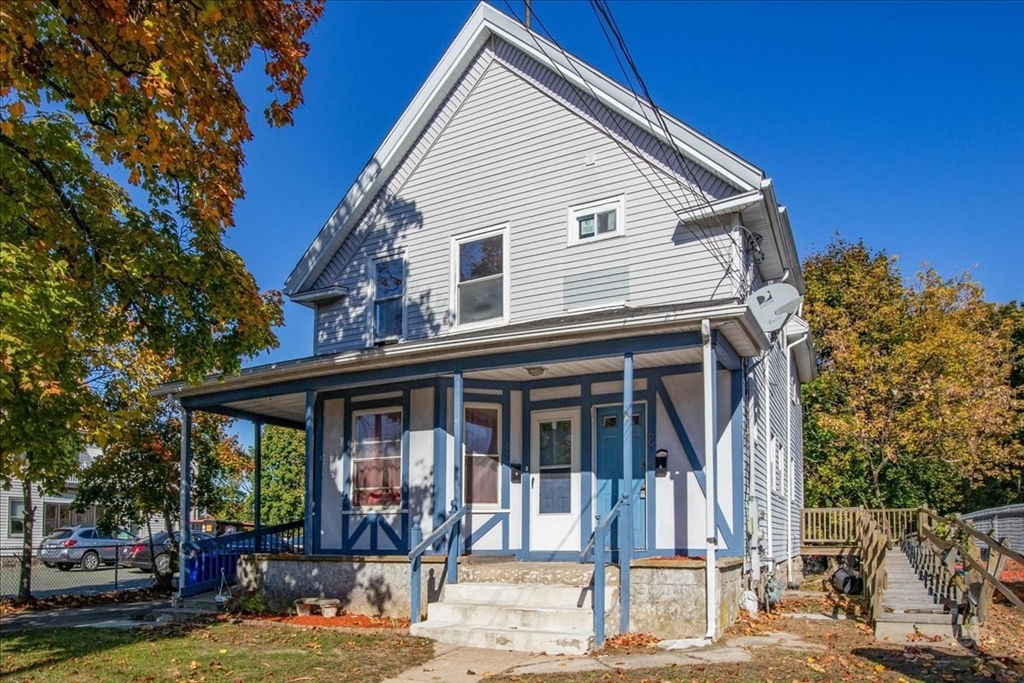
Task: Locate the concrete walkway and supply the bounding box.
[383,630,826,682]
[0,599,171,632]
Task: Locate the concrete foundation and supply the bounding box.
[630,557,744,639]
[238,554,447,617]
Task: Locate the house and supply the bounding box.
[0,446,167,550]
[158,3,815,652]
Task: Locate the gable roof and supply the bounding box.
[285,2,801,297]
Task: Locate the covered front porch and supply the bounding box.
[166,306,763,642]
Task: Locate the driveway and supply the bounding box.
[0,563,154,600]
[0,599,171,631]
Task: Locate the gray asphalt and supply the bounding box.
[0,598,172,631]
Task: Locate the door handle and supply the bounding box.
[639,484,647,499]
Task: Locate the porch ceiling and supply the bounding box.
[212,393,308,429]
[466,347,702,382]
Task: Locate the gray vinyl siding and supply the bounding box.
[313,37,742,355]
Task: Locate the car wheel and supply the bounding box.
[81,551,100,571]
[57,563,73,571]
[154,553,171,575]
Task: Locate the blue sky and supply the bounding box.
[227,0,1024,369]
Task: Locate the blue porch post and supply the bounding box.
[178,407,192,600]
[304,391,315,555]
[449,371,464,583]
[620,352,633,634]
[253,421,263,553]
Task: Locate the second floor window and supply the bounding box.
[373,257,404,342]
[454,226,508,327]
[568,196,626,245]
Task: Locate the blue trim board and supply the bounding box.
[521,389,531,553]
[579,382,593,547]
[401,389,411,547]
[181,331,703,408]
[467,512,507,546]
[433,379,446,537]
[312,397,324,554]
[726,370,745,557]
[304,391,315,555]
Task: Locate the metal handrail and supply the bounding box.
[582,493,627,650]
[409,501,467,624]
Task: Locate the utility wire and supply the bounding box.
[498,0,739,280]
[590,0,742,271]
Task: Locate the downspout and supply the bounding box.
[784,333,808,587]
[701,320,718,639]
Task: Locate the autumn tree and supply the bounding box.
[0,0,322,599]
[252,425,305,525]
[802,238,1015,512]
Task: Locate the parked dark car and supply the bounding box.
[120,531,213,575]
[38,526,138,571]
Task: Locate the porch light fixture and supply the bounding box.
[526,366,546,377]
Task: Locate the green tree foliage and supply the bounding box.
[802,238,1017,512]
[255,425,305,525]
[0,1,322,598]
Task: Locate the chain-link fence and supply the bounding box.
[0,544,156,600]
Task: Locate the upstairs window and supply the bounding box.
[568,196,625,245]
[372,257,405,343]
[453,226,508,327]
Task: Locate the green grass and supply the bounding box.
[0,621,434,683]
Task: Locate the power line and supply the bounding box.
[498,0,740,281]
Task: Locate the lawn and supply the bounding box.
[0,620,435,683]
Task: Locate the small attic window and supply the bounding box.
[568,196,625,245]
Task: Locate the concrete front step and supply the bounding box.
[428,601,595,631]
[409,620,593,655]
[444,582,614,609]
[460,561,619,586]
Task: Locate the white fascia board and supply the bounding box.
[758,179,806,295]
[784,316,816,382]
[677,190,762,222]
[285,2,766,295]
[156,302,759,400]
[289,286,349,309]
[284,4,494,295]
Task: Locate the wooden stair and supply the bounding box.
[873,547,972,641]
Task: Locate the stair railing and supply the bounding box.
[580,493,626,650]
[408,501,468,625]
[858,508,889,624]
[916,508,1024,623]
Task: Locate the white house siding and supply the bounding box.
[313,37,742,355]
[653,371,737,554]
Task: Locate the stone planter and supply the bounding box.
[294,598,319,616]
[317,598,341,618]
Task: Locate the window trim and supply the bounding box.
[450,223,510,331]
[461,402,502,510]
[7,499,24,537]
[367,252,407,346]
[350,406,404,510]
[567,195,626,246]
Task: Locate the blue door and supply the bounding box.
[595,404,647,550]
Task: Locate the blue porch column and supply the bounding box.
[304,391,315,555]
[449,371,464,583]
[178,407,192,600]
[620,352,633,633]
[253,421,262,553]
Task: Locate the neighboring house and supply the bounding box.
[160,4,814,649]
[1,446,167,549]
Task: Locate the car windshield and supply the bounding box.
[45,529,74,540]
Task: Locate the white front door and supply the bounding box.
[529,408,581,553]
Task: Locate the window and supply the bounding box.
[453,226,508,327]
[371,256,405,343]
[8,500,24,536]
[463,406,501,506]
[568,196,625,245]
[352,409,403,508]
[538,419,573,514]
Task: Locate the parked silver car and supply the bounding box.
[38,526,139,571]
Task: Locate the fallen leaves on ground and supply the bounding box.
[0,585,171,615]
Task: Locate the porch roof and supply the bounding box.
[154,300,764,427]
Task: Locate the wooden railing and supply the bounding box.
[858,512,890,623]
[800,507,861,548]
[911,508,1024,623]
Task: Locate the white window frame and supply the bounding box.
[350,407,404,510]
[8,499,24,537]
[567,195,626,246]
[462,402,502,509]
[450,223,510,331]
[367,253,407,346]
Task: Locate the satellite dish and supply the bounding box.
[745,283,802,333]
